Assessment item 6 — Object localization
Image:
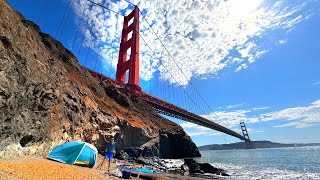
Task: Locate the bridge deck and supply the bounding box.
[87,68,249,142]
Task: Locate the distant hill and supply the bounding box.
[198,141,320,151]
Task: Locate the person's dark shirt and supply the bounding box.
[104,136,120,153]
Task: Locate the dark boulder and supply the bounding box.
[220,171,229,176]
[181,164,189,172]
[124,147,143,158]
[184,158,197,165]
[135,157,151,165]
[199,163,229,176]
[199,163,221,174]
[184,159,229,176]
[189,163,202,173]
[159,130,201,159]
[116,150,129,160]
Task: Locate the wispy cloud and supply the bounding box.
[180,122,222,136]
[278,39,288,45]
[251,107,270,111]
[255,130,265,133]
[312,81,320,86]
[180,121,265,137]
[181,100,320,137]
[71,0,318,85]
[274,122,315,128]
[246,128,265,133]
[226,103,245,109]
[204,99,319,131]
[260,99,320,128]
[203,110,260,128]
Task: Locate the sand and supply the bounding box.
[0,155,121,180]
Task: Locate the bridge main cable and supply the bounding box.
[81,1,250,142]
[124,0,233,129]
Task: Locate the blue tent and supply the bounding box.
[47,141,97,168]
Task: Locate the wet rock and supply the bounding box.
[135,157,149,165]
[199,163,221,174]
[184,158,197,165]
[220,171,229,176]
[183,158,229,176]
[181,164,189,172]
[116,150,129,160]
[124,147,143,158]
[189,163,202,173]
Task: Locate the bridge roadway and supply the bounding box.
[87,68,250,142]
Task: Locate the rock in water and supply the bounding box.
[184,158,229,176]
[0,0,200,159]
[181,164,189,172]
[199,163,221,174]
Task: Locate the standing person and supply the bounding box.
[97,134,124,171]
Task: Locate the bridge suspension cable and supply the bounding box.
[85,0,125,16]
[35,0,49,24]
[63,1,247,140]
[139,34,209,117]
[55,0,73,39]
[123,0,232,129]
[75,0,238,136]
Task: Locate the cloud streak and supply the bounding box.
[312,81,320,86]
[180,99,320,137]
[180,122,223,137]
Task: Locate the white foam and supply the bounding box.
[162,159,184,169]
[210,162,320,180]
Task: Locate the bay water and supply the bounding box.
[198,146,320,179]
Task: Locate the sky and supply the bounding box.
[8,0,320,146]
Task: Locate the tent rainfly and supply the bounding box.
[47,141,97,168]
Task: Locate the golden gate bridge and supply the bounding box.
[11,0,251,142]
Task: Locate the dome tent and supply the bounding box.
[47,141,97,168]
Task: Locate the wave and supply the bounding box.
[211,162,320,180]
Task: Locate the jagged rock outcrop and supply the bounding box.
[0,0,200,158]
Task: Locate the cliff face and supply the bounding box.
[0,0,200,158]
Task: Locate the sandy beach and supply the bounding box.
[0,156,116,180]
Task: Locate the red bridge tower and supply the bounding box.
[116,6,141,94]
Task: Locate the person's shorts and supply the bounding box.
[104,152,113,160]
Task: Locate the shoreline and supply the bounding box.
[0,156,225,180]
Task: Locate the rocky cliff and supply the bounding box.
[0,0,200,159]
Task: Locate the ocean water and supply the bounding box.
[198,146,320,179]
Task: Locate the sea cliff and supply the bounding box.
[0,0,200,159]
